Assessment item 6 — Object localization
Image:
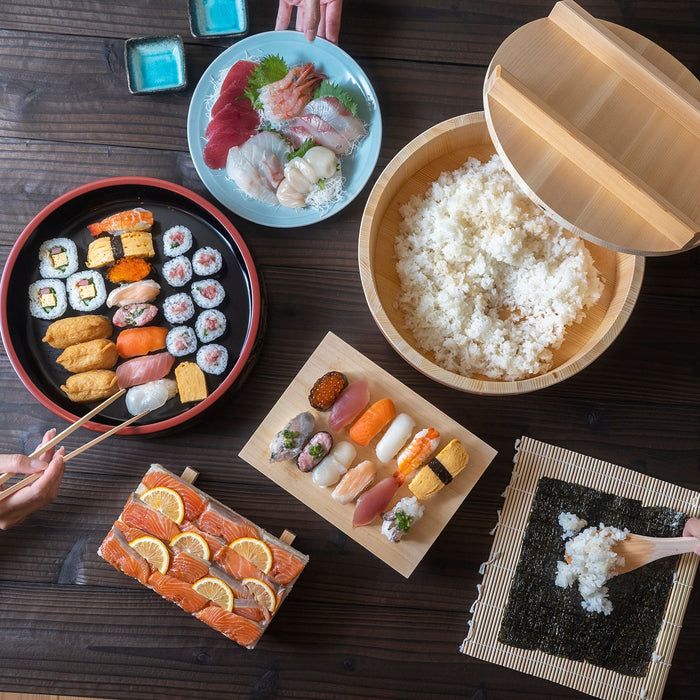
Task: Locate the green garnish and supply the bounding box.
[244,54,289,110]
[282,429,298,449]
[308,443,326,458]
[313,80,358,115]
[395,510,415,533]
[287,139,316,161]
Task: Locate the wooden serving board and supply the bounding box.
[239,332,498,577]
[484,0,700,256]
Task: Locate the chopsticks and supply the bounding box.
[0,390,148,503]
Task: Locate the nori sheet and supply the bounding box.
[498,477,687,676]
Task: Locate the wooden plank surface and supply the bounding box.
[0,1,698,699]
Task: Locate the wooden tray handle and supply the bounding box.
[485,65,697,246]
[550,1,700,136]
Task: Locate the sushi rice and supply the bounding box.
[195,309,227,343]
[163,292,195,324]
[28,278,67,319]
[166,326,198,357]
[162,255,193,288]
[66,270,107,312]
[191,279,225,309]
[162,225,193,257]
[192,247,223,276]
[196,343,228,375]
[38,237,78,279]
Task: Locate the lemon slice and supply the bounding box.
[140,487,185,524]
[192,576,234,612]
[242,577,277,612]
[229,537,273,574]
[129,535,170,574]
[170,531,211,561]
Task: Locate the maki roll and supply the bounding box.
[162,255,193,288]
[28,279,67,320]
[38,237,78,279]
[163,292,195,324]
[196,343,228,375]
[166,326,198,357]
[192,247,223,276]
[195,309,227,343]
[191,279,225,309]
[66,271,107,312]
[162,225,193,257]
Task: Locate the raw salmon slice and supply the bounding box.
[116,326,168,359]
[233,598,271,623]
[213,547,280,597]
[195,605,263,648]
[197,501,259,543]
[114,519,150,543]
[100,527,151,586]
[267,543,306,585]
[168,550,210,584]
[349,398,396,447]
[121,495,181,542]
[149,570,208,613]
[142,470,208,521]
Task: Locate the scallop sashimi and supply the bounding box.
[225,132,291,205]
[125,378,178,416]
[116,351,175,389]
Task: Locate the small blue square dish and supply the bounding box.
[188,0,248,39]
[124,35,187,94]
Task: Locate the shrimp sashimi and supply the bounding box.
[116,351,174,390]
[197,501,260,543]
[99,527,151,586]
[87,208,153,236]
[168,550,210,584]
[121,495,181,542]
[349,398,396,447]
[142,467,208,521]
[258,62,326,124]
[148,570,209,613]
[195,605,263,648]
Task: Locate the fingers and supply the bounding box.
[36,428,57,463]
[0,453,51,475]
[320,0,342,44]
[275,0,294,31]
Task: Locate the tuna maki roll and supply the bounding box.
[66,271,107,312]
[166,326,198,357]
[162,255,192,288]
[191,279,225,309]
[195,309,227,343]
[192,247,222,276]
[163,292,195,324]
[196,343,228,375]
[162,225,192,257]
[28,279,67,319]
[38,237,78,279]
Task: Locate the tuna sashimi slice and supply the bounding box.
[352,477,400,527]
[220,60,257,96]
[116,351,174,389]
[206,100,259,138]
[142,468,208,521]
[195,605,263,648]
[148,570,209,613]
[99,526,151,586]
[203,128,256,169]
[328,380,370,431]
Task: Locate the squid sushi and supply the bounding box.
[328,379,370,431]
[349,398,395,447]
[375,413,416,464]
[394,428,440,482]
[312,441,356,487]
[331,459,376,504]
[269,412,315,463]
[125,378,178,416]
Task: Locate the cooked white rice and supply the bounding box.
[163,292,195,324]
[191,279,225,309]
[196,343,228,375]
[555,515,628,615]
[38,237,78,279]
[162,255,193,288]
[394,155,603,381]
[28,279,67,319]
[192,246,223,276]
[66,270,107,312]
[558,511,588,539]
[195,309,227,343]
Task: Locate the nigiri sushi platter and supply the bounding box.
[240,332,497,577]
[0,177,262,434]
[99,464,308,648]
[187,30,382,227]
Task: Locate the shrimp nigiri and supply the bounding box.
[394,428,440,482]
[87,208,153,236]
[349,398,395,447]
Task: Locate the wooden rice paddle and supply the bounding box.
[613,534,700,575]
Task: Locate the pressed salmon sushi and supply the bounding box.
[349,398,396,447]
[116,326,169,359]
[99,527,151,586]
[114,520,151,543]
[195,605,263,648]
[121,495,181,542]
[87,208,153,236]
[233,598,271,624]
[148,570,209,613]
[168,550,210,584]
[142,468,208,521]
[266,542,307,585]
[213,547,280,597]
[197,501,260,543]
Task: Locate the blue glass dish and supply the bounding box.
[125,35,187,94]
[188,0,248,38]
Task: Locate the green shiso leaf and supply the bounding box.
[287,139,316,161]
[313,80,358,115]
[244,54,289,110]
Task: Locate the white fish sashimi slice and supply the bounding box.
[125,379,178,416]
[303,97,366,143]
[282,114,350,155]
[226,132,291,205]
[106,279,161,308]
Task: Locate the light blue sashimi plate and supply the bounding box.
[187,31,382,228]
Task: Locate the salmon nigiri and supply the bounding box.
[117,326,168,358]
[349,398,395,447]
[88,207,153,236]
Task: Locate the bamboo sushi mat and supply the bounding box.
[460,436,700,700]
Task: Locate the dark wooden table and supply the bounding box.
[1,2,698,698]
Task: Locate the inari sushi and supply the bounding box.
[349,398,395,447]
[43,314,112,348]
[60,369,119,403]
[56,338,118,373]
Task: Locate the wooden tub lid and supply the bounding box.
[483,0,700,256]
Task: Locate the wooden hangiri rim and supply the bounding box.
[484,0,700,256]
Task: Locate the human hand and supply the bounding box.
[682,517,700,555]
[275,0,343,45]
[0,429,65,530]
